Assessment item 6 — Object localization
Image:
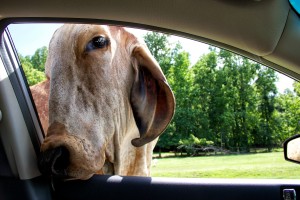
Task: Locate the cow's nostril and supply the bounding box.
[39,146,70,178]
[52,146,70,176]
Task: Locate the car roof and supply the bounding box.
[1,0,299,80]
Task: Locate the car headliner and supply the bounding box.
[0,0,299,80]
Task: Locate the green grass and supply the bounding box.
[151,152,300,179]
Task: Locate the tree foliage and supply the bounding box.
[19,54,46,86]
[144,32,297,153]
[30,46,48,72]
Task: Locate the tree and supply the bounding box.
[276,82,300,142]
[191,50,218,143]
[19,54,46,86]
[253,67,278,150]
[166,44,193,149]
[144,32,172,76]
[18,46,48,86]
[214,50,259,152]
[30,46,48,72]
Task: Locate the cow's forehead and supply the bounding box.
[45,24,140,78]
[50,24,142,51]
[56,24,132,40]
[52,25,134,53]
[54,24,110,44]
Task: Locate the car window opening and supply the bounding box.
[7,23,300,180]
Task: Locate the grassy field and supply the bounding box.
[151,152,300,179]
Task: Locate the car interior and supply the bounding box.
[1,0,300,199]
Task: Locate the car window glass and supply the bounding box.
[8,23,300,179]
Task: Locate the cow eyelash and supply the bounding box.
[86,36,110,51]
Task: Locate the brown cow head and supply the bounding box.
[39,24,175,180]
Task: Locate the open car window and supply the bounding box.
[6,22,300,180]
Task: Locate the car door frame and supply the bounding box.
[1,18,300,200]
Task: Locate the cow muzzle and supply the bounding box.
[39,122,106,180]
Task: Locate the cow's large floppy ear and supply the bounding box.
[130,45,175,147]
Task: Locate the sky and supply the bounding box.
[8,23,295,93]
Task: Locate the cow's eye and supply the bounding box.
[86,36,109,51]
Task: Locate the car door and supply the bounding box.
[1,20,300,200]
